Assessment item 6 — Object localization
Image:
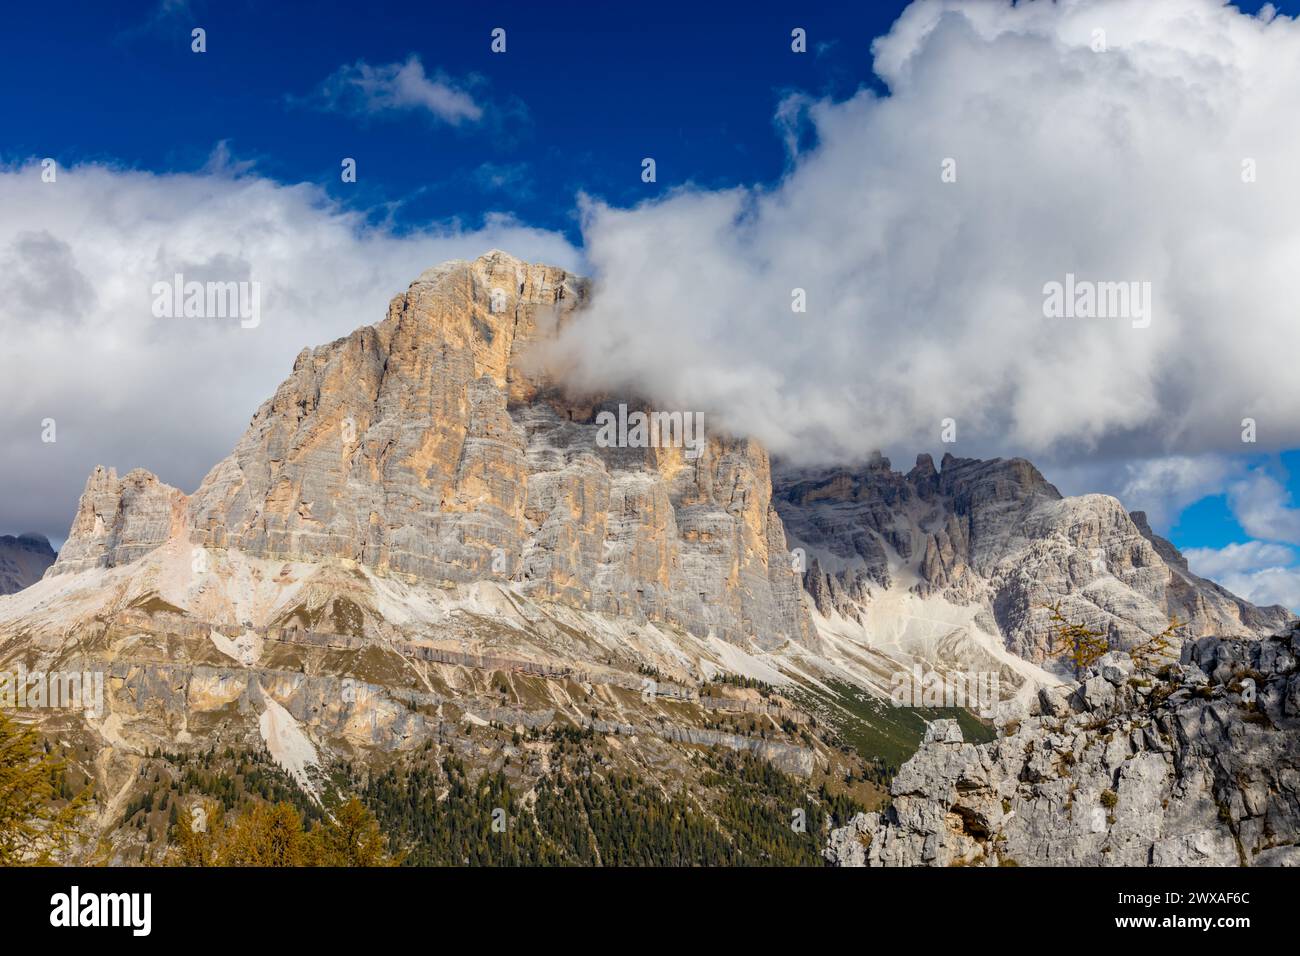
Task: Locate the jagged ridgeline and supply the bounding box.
[0,252,1289,865]
[827,626,1300,867]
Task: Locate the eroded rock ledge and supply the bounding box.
[826,625,1300,867]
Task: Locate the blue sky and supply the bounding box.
[3,0,1300,610]
[1,0,905,244]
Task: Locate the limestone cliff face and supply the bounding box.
[89,251,815,650]
[48,466,186,576]
[21,250,1300,866]
[46,253,1284,661]
[777,453,1291,664]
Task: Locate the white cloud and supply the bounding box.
[0,158,579,544]
[1228,470,1300,544]
[1216,567,1300,613]
[11,0,1300,556]
[549,0,1300,469]
[1184,540,1296,578]
[1186,539,1300,612]
[1211,566,1300,613]
[311,55,484,125]
[1114,455,1241,532]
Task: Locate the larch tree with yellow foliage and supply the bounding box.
[0,710,86,865]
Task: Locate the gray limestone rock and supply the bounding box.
[827,626,1300,867]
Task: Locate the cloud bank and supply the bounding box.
[0,159,579,544]
[553,0,1300,475]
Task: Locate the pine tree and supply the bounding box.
[219,802,311,866]
[167,797,224,866]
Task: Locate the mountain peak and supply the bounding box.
[166,257,808,649]
[0,532,58,594]
[49,465,186,576]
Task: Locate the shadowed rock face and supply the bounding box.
[50,252,815,651]
[0,532,56,594]
[776,453,1292,665]
[826,625,1300,867]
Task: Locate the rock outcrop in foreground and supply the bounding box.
[826,624,1300,866]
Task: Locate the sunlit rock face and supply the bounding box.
[48,467,185,577]
[18,251,1298,867]
[47,252,1287,661]
[49,252,813,650]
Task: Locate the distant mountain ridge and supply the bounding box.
[775,452,1289,673]
[0,532,56,594]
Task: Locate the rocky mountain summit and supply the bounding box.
[0,533,56,594]
[49,251,812,652]
[825,623,1300,866]
[41,254,1285,675]
[776,453,1288,673]
[3,251,1294,864]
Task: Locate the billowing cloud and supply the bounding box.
[1228,470,1300,544]
[9,0,1300,556]
[1186,540,1300,613]
[1113,455,1242,532]
[1184,540,1296,579]
[309,55,484,125]
[550,0,1300,471]
[0,158,579,544]
[1214,566,1300,613]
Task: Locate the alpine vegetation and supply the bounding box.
[889,666,1000,719]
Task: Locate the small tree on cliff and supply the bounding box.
[1041,602,1110,678]
[1128,616,1184,675]
[1043,604,1185,683]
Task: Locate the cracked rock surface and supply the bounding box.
[826,624,1300,867]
